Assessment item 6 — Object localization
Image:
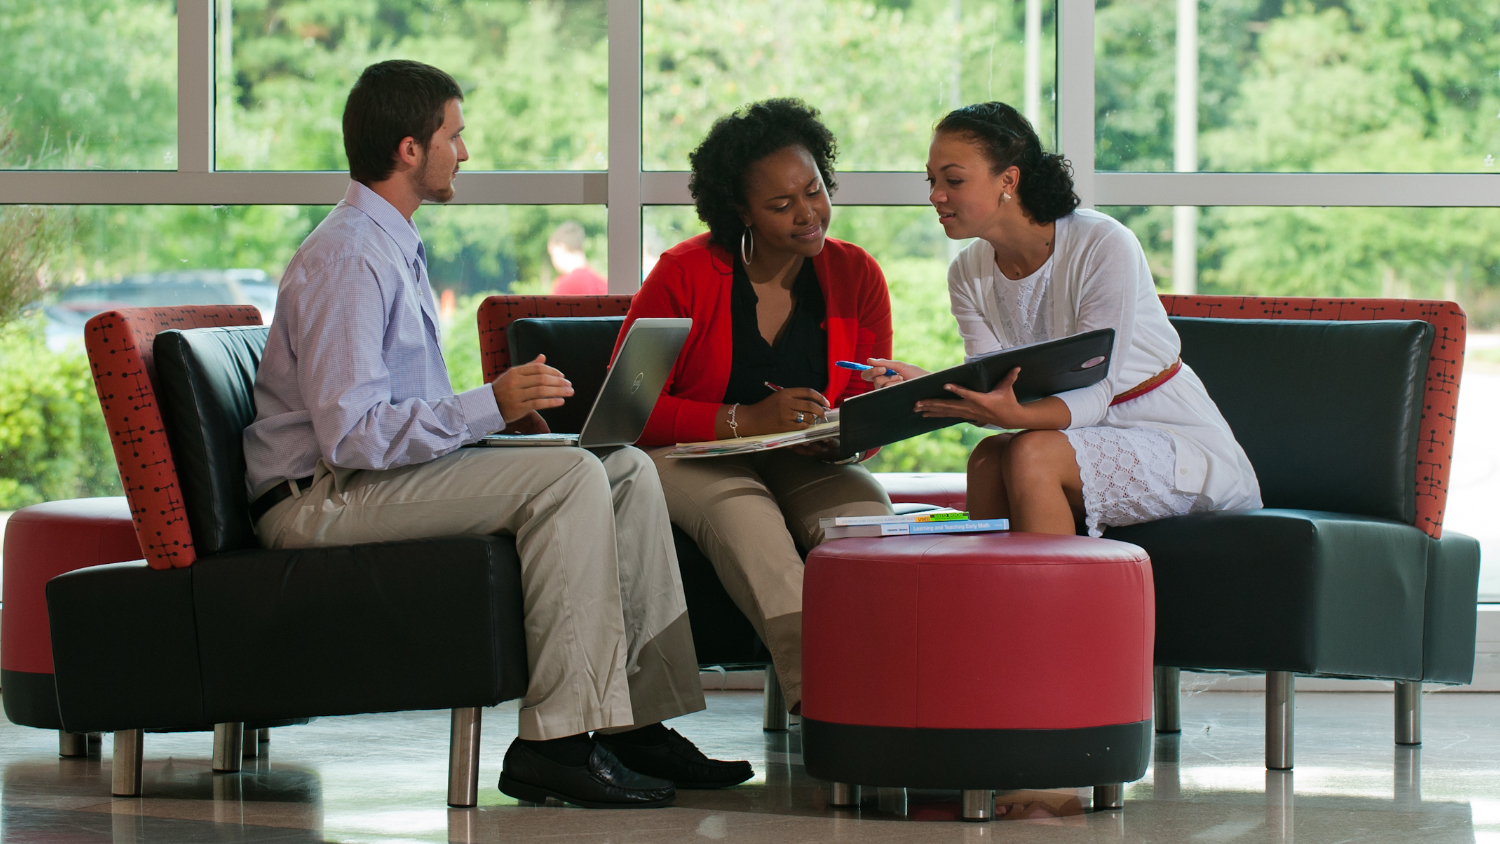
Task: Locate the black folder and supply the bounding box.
[836,328,1116,457]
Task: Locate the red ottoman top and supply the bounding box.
[2,498,141,674]
[803,533,1153,732]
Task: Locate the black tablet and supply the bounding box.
[836,328,1115,457]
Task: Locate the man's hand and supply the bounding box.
[864,358,929,389]
[490,355,573,424]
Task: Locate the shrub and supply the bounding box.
[0,319,121,508]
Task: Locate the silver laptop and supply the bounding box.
[476,317,692,449]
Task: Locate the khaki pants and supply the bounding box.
[255,445,705,741]
[650,449,891,709]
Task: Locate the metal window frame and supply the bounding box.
[0,0,1497,277]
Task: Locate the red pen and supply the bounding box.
[764,382,784,391]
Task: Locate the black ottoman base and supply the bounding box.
[803,719,1152,790]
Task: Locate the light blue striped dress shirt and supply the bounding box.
[243,181,504,499]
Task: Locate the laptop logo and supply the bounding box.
[1074,355,1106,371]
[630,372,645,394]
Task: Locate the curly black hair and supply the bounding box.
[688,98,838,254]
[935,102,1079,224]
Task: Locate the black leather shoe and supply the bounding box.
[499,739,676,808]
[595,728,754,789]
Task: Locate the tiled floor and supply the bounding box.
[2,689,1498,843]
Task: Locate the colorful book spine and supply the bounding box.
[829,511,968,527]
[878,518,1009,536]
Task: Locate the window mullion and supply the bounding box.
[177,0,215,174]
[607,0,643,292]
[1056,0,1095,208]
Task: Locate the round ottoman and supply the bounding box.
[2,498,140,752]
[801,532,1154,821]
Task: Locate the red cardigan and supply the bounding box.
[617,233,893,446]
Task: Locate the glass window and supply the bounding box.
[1104,204,1500,600]
[644,203,983,472]
[643,0,1057,171]
[0,1,177,170]
[1096,0,1497,173]
[216,1,608,171]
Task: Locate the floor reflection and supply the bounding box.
[0,691,1494,843]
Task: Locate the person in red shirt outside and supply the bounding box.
[547,221,607,295]
[614,99,895,715]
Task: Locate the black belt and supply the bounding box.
[250,475,315,524]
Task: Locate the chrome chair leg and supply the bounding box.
[212,723,244,773]
[258,727,270,744]
[59,731,89,758]
[829,782,860,807]
[1266,671,1294,770]
[1094,783,1125,811]
[961,789,995,821]
[448,707,483,808]
[112,729,144,797]
[1395,680,1422,746]
[1154,666,1182,733]
[763,665,789,732]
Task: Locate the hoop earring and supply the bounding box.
[741,228,755,265]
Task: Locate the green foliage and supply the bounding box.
[643,0,1055,171]
[1097,0,1500,315]
[0,320,121,509]
[0,1,177,169]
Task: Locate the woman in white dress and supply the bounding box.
[868,102,1261,536]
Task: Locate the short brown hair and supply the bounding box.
[548,221,587,254]
[342,60,464,185]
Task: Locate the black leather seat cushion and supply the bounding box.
[1421,532,1482,683]
[48,562,206,733]
[154,325,270,556]
[192,535,528,723]
[1106,510,1429,679]
[507,317,625,434]
[1171,317,1432,523]
[46,536,527,733]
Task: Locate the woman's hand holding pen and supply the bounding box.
[741,385,831,433]
[862,358,929,389]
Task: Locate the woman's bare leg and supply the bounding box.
[998,430,1086,535]
[966,433,1014,520]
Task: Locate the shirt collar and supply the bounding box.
[343,180,424,267]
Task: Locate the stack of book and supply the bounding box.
[819,510,1010,539]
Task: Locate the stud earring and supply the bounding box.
[1002,192,1012,203]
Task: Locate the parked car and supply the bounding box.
[44,270,277,351]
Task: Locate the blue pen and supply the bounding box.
[836,360,898,377]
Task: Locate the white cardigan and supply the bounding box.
[947,210,1262,511]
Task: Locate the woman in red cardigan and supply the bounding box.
[615,99,894,713]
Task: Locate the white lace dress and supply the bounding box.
[980,255,1198,536]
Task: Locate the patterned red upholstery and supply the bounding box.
[84,306,264,569]
[477,295,634,380]
[1162,296,1465,539]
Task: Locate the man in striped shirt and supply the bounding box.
[243,60,750,808]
